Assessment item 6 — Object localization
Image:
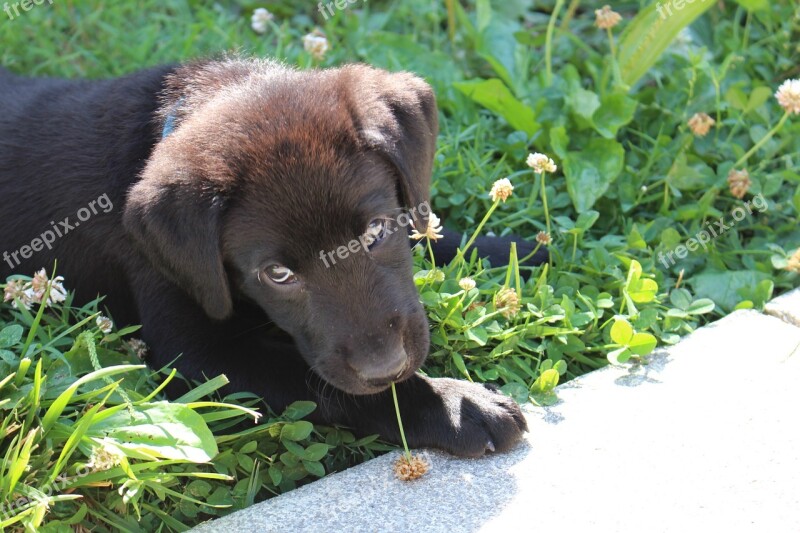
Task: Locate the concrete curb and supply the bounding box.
[192,290,800,533]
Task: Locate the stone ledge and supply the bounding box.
[192,310,800,533]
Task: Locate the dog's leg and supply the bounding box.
[429,227,548,267]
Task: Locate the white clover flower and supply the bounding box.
[96,316,114,334]
[251,8,274,34]
[526,153,557,173]
[410,212,444,241]
[303,29,330,61]
[88,442,123,472]
[775,79,800,115]
[458,277,476,291]
[489,178,514,203]
[10,269,67,308]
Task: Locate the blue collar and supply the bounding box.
[161,97,185,139]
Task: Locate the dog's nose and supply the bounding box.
[355,346,408,385]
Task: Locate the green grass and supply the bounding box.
[2,0,800,530]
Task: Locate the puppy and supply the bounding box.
[0,58,544,457]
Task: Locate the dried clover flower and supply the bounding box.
[775,79,800,115]
[303,29,330,61]
[394,454,429,481]
[727,168,752,199]
[410,212,444,241]
[526,153,557,174]
[786,249,800,273]
[489,178,514,203]
[688,112,715,137]
[126,339,149,360]
[595,5,622,29]
[3,279,32,310]
[495,287,521,319]
[536,231,552,246]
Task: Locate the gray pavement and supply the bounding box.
[193,289,800,533]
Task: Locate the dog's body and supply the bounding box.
[0,58,540,457]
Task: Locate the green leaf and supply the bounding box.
[477,17,521,89]
[792,184,800,214]
[607,347,632,365]
[669,288,692,310]
[0,325,23,348]
[563,138,625,211]
[686,299,715,315]
[41,364,145,433]
[732,0,768,10]
[282,401,317,421]
[500,382,529,403]
[593,93,638,138]
[617,0,715,87]
[746,86,773,112]
[466,327,489,346]
[550,126,569,159]
[532,368,560,393]
[629,278,658,304]
[268,465,283,486]
[280,421,314,442]
[566,87,600,122]
[239,441,258,454]
[692,270,771,312]
[628,333,657,356]
[303,443,331,462]
[451,352,472,380]
[454,79,540,136]
[726,87,748,111]
[575,211,600,231]
[302,460,326,478]
[85,401,218,462]
[610,318,634,345]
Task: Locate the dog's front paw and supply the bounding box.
[411,378,528,457]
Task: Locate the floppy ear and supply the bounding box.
[123,147,233,321]
[350,68,439,226]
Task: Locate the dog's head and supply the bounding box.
[124,59,438,395]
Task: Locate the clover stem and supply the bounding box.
[545,0,565,86]
[734,112,789,168]
[539,171,551,234]
[450,201,500,271]
[391,382,412,462]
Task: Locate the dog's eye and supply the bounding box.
[363,218,388,249]
[264,265,297,284]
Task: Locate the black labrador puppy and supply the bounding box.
[0,58,544,457]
